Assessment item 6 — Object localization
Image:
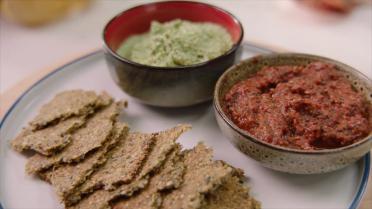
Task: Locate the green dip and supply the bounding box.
[116,19,233,67]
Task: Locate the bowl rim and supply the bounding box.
[102,0,244,71]
[214,52,372,155]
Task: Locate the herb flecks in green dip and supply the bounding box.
[117,19,233,67]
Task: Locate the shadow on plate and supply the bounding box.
[139,100,212,119]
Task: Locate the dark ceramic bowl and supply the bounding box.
[103,1,243,107]
[214,53,372,174]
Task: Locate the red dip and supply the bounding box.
[224,62,371,150]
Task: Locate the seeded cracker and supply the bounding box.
[114,189,161,209]
[30,90,112,130]
[203,176,261,209]
[11,116,85,156]
[109,125,190,199]
[78,124,190,194]
[68,147,183,209]
[138,124,191,179]
[67,189,112,209]
[67,125,190,209]
[183,142,213,169]
[105,125,190,196]
[161,143,233,209]
[43,123,129,204]
[66,177,150,209]
[151,146,184,192]
[77,132,155,192]
[112,147,185,209]
[26,102,123,174]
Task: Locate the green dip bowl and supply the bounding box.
[103,1,243,107]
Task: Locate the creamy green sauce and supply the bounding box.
[117,19,233,67]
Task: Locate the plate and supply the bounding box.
[0,43,370,209]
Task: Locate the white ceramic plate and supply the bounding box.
[0,43,370,209]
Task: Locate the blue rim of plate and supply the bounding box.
[0,45,370,209]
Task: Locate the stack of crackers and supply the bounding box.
[11,90,260,209]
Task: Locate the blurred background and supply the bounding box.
[0,0,371,94]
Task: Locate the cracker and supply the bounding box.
[43,123,129,203]
[30,90,113,130]
[183,142,213,170]
[11,116,85,156]
[107,125,190,199]
[138,124,191,179]
[65,131,154,206]
[161,143,233,209]
[112,189,161,209]
[68,125,190,208]
[111,181,160,209]
[69,147,183,209]
[117,147,182,202]
[26,102,123,174]
[78,124,190,195]
[106,125,189,197]
[151,146,184,192]
[77,132,155,193]
[66,178,149,209]
[203,176,261,209]
[112,147,185,209]
[67,189,112,209]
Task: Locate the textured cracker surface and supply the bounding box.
[45,123,129,204]
[113,188,161,209]
[203,176,261,209]
[138,124,191,178]
[68,125,190,209]
[11,117,85,156]
[69,148,182,209]
[183,142,213,169]
[66,178,149,209]
[152,146,184,192]
[78,132,155,193]
[110,176,150,201]
[26,102,122,174]
[67,189,112,209]
[78,124,189,196]
[113,147,185,209]
[161,143,233,209]
[10,93,261,209]
[108,125,190,200]
[30,90,112,129]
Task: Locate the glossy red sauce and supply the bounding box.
[224,62,371,150]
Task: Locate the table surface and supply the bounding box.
[1,0,371,93]
[0,1,371,209]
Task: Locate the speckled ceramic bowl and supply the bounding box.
[103,1,243,107]
[214,53,372,174]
